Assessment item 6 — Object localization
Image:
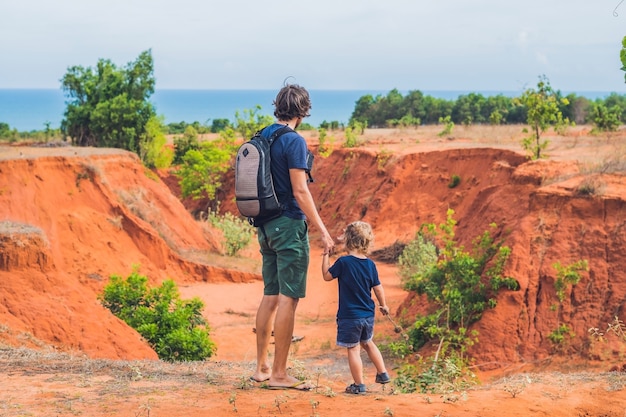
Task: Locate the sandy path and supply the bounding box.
[178,245,408,381]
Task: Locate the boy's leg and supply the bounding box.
[362,340,388,375]
[347,345,364,385]
[253,295,278,382]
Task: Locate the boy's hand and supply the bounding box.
[379,305,390,316]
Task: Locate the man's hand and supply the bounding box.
[321,232,335,256]
[379,305,390,316]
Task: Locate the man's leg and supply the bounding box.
[252,294,278,382]
[268,294,299,386]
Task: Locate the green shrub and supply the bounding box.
[591,103,621,132]
[344,126,358,148]
[548,324,574,345]
[140,116,173,169]
[553,260,589,303]
[437,115,454,137]
[448,174,461,188]
[398,233,438,292]
[395,356,477,394]
[173,126,200,165]
[99,268,216,361]
[396,209,519,392]
[208,210,255,256]
[317,128,333,158]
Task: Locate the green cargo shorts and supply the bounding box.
[258,216,310,299]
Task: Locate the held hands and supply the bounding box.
[321,231,335,256]
[378,305,390,316]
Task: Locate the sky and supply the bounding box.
[1,0,625,93]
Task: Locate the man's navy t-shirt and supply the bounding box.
[328,255,381,319]
[262,123,309,220]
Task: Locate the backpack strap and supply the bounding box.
[262,125,314,182]
[265,125,293,145]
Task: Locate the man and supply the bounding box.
[251,83,334,390]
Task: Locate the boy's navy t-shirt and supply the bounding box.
[328,255,381,319]
[263,123,308,220]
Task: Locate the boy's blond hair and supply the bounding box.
[344,221,374,253]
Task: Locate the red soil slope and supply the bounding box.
[0,147,257,359]
[2,128,625,369]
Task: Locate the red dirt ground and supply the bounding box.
[0,125,625,416]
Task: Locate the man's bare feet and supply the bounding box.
[251,365,271,383]
[267,375,314,390]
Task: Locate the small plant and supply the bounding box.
[448,174,461,188]
[395,356,477,394]
[228,392,237,412]
[380,340,413,360]
[589,316,626,342]
[502,379,528,398]
[317,128,333,157]
[207,210,255,256]
[548,323,574,345]
[344,126,358,147]
[235,375,254,390]
[383,407,395,416]
[553,260,589,303]
[274,396,287,414]
[309,399,320,417]
[575,176,605,197]
[75,169,91,188]
[547,260,588,348]
[376,148,392,172]
[437,115,454,137]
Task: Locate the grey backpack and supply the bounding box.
[235,126,292,226]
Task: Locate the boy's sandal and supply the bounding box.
[345,383,367,394]
[375,372,391,384]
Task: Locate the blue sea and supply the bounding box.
[0,88,619,131]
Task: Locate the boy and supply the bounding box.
[321,221,391,394]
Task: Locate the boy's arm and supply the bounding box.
[321,253,334,281]
[373,284,390,315]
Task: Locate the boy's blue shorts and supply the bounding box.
[336,316,375,348]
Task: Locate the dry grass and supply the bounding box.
[0,345,242,388]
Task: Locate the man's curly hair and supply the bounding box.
[273,83,311,121]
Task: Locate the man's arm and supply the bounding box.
[289,168,334,253]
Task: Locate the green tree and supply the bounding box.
[233,105,274,140]
[140,116,173,169]
[517,76,570,160]
[591,103,621,132]
[99,267,216,361]
[177,138,233,201]
[175,107,267,205]
[210,118,231,133]
[61,50,156,158]
[173,125,201,165]
[0,122,11,138]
